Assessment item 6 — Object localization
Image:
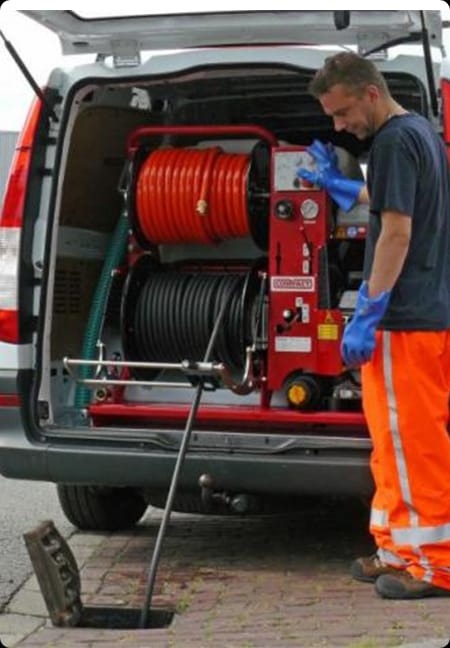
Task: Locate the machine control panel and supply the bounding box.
[272,150,317,191]
[268,145,343,392]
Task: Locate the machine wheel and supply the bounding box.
[57,484,148,531]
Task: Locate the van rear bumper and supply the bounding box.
[0,410,373,497]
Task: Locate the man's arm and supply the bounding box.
[367,210,411,296]
[358,185,369,205]
[340,209,411,366]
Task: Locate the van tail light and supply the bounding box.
[0,97,42,344]
[441,79,450,163]
[0,394,20,407]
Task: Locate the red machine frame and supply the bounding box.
[87,125,366,434]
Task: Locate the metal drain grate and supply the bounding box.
[23,520,173,629]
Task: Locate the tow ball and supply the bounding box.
[198,473,260,513]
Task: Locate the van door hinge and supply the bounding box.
[37,401,49,420]
[111,40,141,68]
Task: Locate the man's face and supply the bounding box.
[319,83,379,140]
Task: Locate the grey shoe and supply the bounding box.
[375,571,450,599]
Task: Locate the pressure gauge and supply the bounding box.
[300,198,319,220]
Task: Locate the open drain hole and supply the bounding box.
[79,606,174,629]
[23,521,175,630]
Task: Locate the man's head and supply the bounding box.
[309,52,391,140]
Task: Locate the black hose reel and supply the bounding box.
[121,255,264,381]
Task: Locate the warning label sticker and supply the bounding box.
[271,276,315,292]
[318,324,339,340]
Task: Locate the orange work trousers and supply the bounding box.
[362,329,450,589]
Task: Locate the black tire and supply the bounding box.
[57,484,148,531]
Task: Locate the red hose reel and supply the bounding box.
[127,124,277,249]
[135,147,250,244]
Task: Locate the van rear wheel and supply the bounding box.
[57,484,147,531]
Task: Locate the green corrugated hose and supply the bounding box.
[74,208,129,411]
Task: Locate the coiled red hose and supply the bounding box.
[136,147,250,244]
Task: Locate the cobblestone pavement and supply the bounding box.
[1,498,449,648]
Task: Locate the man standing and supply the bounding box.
[298,51,450,599]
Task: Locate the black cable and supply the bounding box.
[173,273,191,359]
[144,274,159,360]
[129,269,259,370]
[139,276,241,628]
[192,274,210,360]
[161,274,178,361]
[138,279,153,359]
[178,273,196,359]
[213,274,235,365]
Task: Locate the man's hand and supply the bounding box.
[297,139,364,213]
[341,282,391,367]
[305,140,339,171]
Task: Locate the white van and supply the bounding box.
[0,10,446,530]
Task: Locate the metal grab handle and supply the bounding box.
[127,124,278,153]
[63,350,256,395]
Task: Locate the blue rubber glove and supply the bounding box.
[306,140,339,171]
[297,140,364,213]
[341,282,391,367]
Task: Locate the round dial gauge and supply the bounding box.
[300,198,319,220]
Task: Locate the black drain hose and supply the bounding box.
[130,270,253,370]
[139,277,240,628]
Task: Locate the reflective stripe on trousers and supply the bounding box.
[362,329,450,589]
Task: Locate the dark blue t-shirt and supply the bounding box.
[364,112,450,330]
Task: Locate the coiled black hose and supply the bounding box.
[128,269,256,370]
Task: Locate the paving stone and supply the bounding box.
[6,589,48,617]
[68,533,107,548]
[21,574,40,592]
[1,634,27,648]
[10,503,450,648]
[0,612,44,635]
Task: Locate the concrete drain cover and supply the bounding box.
[23,520,173,629]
